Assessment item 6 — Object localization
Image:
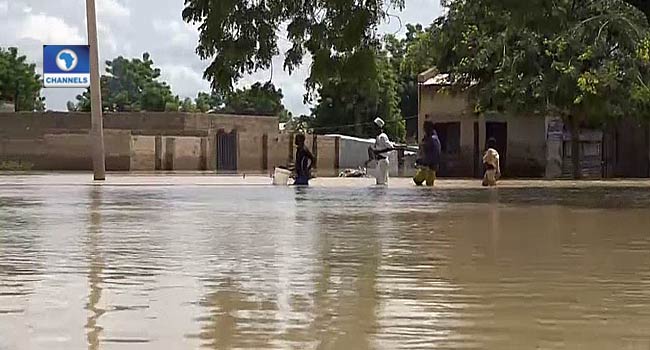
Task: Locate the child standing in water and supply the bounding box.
[413,121,442,187]
[294,134,314,186]
[483,137,501,187]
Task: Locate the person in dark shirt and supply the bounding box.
[413,120,442,186]
[294,134,315,186]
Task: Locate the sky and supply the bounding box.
[0,0,443,115]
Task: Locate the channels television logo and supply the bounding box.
[56,49,78,72]
[43,45,90,88]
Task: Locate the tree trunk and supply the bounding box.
[569,115,582,179]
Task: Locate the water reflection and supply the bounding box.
[309,209,381,350]
[86,186,104,350]
[0,182,650,349]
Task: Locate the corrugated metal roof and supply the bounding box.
[422,73,451,86]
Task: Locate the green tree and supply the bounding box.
[284,114,313,133]
[384,24,434,123]
[71,53,177,112]
[382,24,442,141]
[0,47,45,111]
[180,97,197,112]
[435,0,650,178]
[311,49,405,141]
[195,91,223,112]
[182,0,405,96]
[221,81,287,116]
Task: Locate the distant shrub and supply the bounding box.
[0,160,34,171]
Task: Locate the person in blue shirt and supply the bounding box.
[293,134,314,186]
[413,120,442,186]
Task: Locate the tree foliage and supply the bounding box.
[180,97,198,112]
[311,48,405,141]
[283,114,313,133]
[431,0,650,177]
[435,0,649,120]
[182,0,405,95]
[0,47,45,112]
[626,0,650,19]
[185,82,288,116]
[195,91,223,112]
[71,53,179,112]
[221,81,286,116]
[384,24,436,121]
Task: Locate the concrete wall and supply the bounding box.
[173,136,203,170]
[268,133,292,173]
[314,135,338,177]
[130,136,156,171]
[0,130,132,171]
[0,112,279,136]
[0,112,280,173]
[238,131,262,172]
[418,86,470,138]
[0,112,401,176]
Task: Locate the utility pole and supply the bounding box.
[86,0,106,180]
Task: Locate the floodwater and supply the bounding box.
[1,175,650,349]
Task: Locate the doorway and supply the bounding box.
[216,129,238,173]
[433,122,461,176]
[486,122,507,175]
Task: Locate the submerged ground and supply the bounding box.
[1,174,649,349]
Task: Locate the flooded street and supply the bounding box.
[1,175,650,349]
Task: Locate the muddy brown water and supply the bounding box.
[1,178,650,349]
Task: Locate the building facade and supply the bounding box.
[416,70,649,178]
[418,71,548,178]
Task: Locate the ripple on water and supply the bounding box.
[0,183,650,349]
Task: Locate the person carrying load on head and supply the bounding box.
[372,117,394,186]
[294,133,314,186]
[482,137,501,187]
[413,120,441,187]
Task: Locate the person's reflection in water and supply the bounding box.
[199,276,245,350]
[294,186,309,201]
[488,189,501,259]
[86,186,105,350]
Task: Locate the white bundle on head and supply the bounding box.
[374,117,385,128]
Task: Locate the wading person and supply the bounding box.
[294,134,314,186]
[413,121,441,187]
[372,117,394,186]
[482,137,501,187]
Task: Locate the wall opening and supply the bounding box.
[473,122,480,178]
[155,136,163,171]
[486,122,508,174]
[434,122,461,155]
[262,134,268,172]
[433,122,461,176]
[216,129,238,173]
